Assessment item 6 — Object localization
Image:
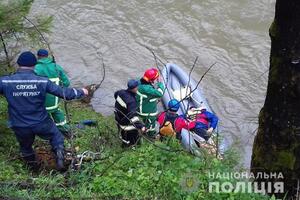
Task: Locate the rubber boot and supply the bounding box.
[55,149,65,171]
[23,154,40,171]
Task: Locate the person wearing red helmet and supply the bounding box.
[136,68,165,138]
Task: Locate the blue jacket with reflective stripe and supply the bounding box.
[0,69,84,127]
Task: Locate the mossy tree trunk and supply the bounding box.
[251,0,300,198]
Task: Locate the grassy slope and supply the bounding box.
[0,97,269,200]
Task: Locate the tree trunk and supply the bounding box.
[0,32,11,68]
[251,0,300,198]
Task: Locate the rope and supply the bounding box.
[75,151,101,167]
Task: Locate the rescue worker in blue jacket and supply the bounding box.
[114,80,145,147]
[0,51,88,171]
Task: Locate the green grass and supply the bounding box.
[0,97,270,200]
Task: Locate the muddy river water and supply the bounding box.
[31,0,276,166]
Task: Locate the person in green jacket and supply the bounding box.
[34,49,71,134]
[137,68,165,138]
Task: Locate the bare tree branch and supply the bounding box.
[0,32,11,68]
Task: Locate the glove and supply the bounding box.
[207,127,214,136]
[141,127,147,133]
[82,88,89,96]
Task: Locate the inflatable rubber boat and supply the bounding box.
[161,63,219,156]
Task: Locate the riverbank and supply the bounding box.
[0,97,268,199]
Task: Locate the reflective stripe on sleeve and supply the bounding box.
[119,125,137,131]
[73,88,78,96]
[137,111,158,117]
[149,98,158,102]
[130,116,140,123]
[56,120,67,126]
[116,96,127,109]
[157,88,163,95]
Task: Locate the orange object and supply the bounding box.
[159,121,176,137]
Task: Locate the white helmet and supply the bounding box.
[199,106,206,111]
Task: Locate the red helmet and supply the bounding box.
[143,68,159,82]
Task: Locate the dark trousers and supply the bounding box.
[12,118,64,157]
[194,128,210,141]
[120,129,140,147]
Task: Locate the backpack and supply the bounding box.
[160,121,176,136]
[159,112,177,136]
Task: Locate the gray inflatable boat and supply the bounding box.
[161,63,219,156]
